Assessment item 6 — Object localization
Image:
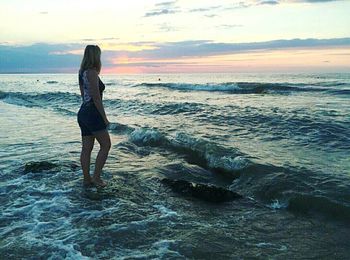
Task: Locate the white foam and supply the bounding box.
[153,204,179,219]
[268,199,288,209]
[129,127,165,145]
[206,154,249,171]
[140,82,241,92]
[0,173,91,258]
[172,132,249,172]
[256,242,288,251]
[151,239,183,258]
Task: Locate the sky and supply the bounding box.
[0,0,349,73]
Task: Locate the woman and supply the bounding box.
[77,45,111,187]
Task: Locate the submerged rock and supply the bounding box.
[24,161,58,173]
[161,178,242,203]
[69,162,80,171]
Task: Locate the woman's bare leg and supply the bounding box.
[80,135,95,185]
[92,130,111,186]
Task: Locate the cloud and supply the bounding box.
[155,1,178,7]
[144,9,177,17]
[81,37,119,42]
[1,38,349,73]
[144,1,179,17]
[259,0,279,5]
[189,6,221,13]
[217,24,244,29]
[295,0,340,2]
[144,0,342,19]
[157,23,181,32]
[122,38,350,60]
[222,2,254,10]
[0,43,82,73]
[273,0,342,3]
[204,14,218,18]
[194,0,342,13]
[101,37,120,41]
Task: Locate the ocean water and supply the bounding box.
[0,73,349,259]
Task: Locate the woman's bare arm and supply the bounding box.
[87,69,108,124]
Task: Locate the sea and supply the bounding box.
[0,72,349,259]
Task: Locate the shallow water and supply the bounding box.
[0,73,350,258]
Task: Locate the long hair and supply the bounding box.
[80,45,101,74]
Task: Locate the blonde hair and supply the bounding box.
[80,45,101,74]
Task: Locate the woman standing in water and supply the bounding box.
[77,45,111,187]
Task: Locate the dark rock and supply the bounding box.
[24,161,58,173]
[161,178,242,203]
[69,162,80,171]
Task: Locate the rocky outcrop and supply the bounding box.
[161,178,242,203]
[24,161,59,173]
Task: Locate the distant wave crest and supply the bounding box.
[136,82,350,95]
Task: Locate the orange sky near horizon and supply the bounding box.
[103,46,350,74]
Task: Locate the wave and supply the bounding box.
[0,91,80,109]
[46,81,59,84]
[125,126,350,221]
[0,90,86,117]
[230,167,350,222]
[129,127,168,147]
[105,98,204,116]
[1,90,348,150]
[288,194,350,221]
[108,122,135,134]
[135,82,350,95]
[110,98,349,150]
[328,89,350,96]
[127,127,263,177]
[149,102,204,115]
[0,90,205,118]
[198,106,350,150]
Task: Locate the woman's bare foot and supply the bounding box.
[92,176,107,187]
[83,177,93,187]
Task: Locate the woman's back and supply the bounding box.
[79,69,105,103]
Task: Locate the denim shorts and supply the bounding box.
[77,101,107,136]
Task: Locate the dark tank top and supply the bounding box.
[78,70,105,103]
